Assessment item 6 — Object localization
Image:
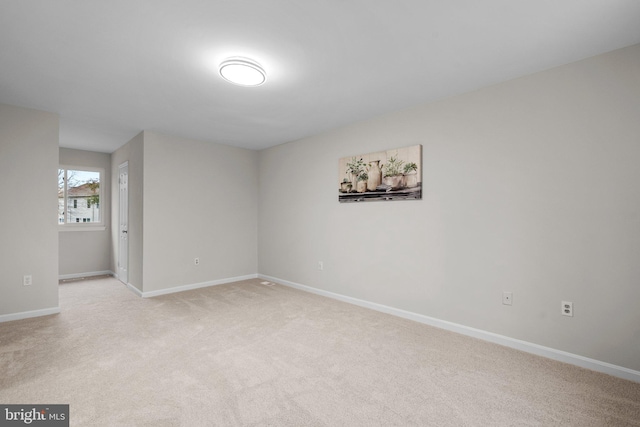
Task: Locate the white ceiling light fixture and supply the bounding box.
[219,57,266,87]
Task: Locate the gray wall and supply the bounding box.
[111,132,144,291]
[110,131,258,293]
[142,131,258,292]
[0,104,59,316]
[257,45,640,372]
[59,147,112,276]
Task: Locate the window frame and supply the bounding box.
[58,165,105,231]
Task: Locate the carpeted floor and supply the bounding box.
[1,277,639,426]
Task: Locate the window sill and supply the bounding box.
[58,225,106,232]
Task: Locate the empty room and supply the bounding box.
[1,1,639,425]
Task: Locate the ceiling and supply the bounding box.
[1,1,640,153]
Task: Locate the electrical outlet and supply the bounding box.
[194,258,200,266]
[502,292,512,305]
[23,275,32,286]
[318,261,323,271]
[562,301,573,317]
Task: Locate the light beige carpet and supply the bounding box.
[1,277,639,426]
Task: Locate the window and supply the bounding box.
[58,167,103,227]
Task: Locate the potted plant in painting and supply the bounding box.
[402,162,418,188]
[356,172,368,193]
[382,154,404,190]
[346,157,367,192]
[340,178,352,193]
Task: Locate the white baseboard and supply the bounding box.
[126,282,144,297]
[59,270,113,281]
[259,274,640,384]
[110,273,144,297]
[126,274,259,298]
[0,307,61,323]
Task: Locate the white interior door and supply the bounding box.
[118,162,129,284]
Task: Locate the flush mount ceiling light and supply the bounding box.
[219,57,266,87]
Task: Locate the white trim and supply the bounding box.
[126,282,144,297]
[110,272,141,297]
[259,274,640,384]
[59,270,113,280]
[125,274,259,298]
[0,307,60,323]
[58,225,106,232]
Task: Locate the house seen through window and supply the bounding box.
[58,168,102,225]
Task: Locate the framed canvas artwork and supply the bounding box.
[338,145,422,203]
